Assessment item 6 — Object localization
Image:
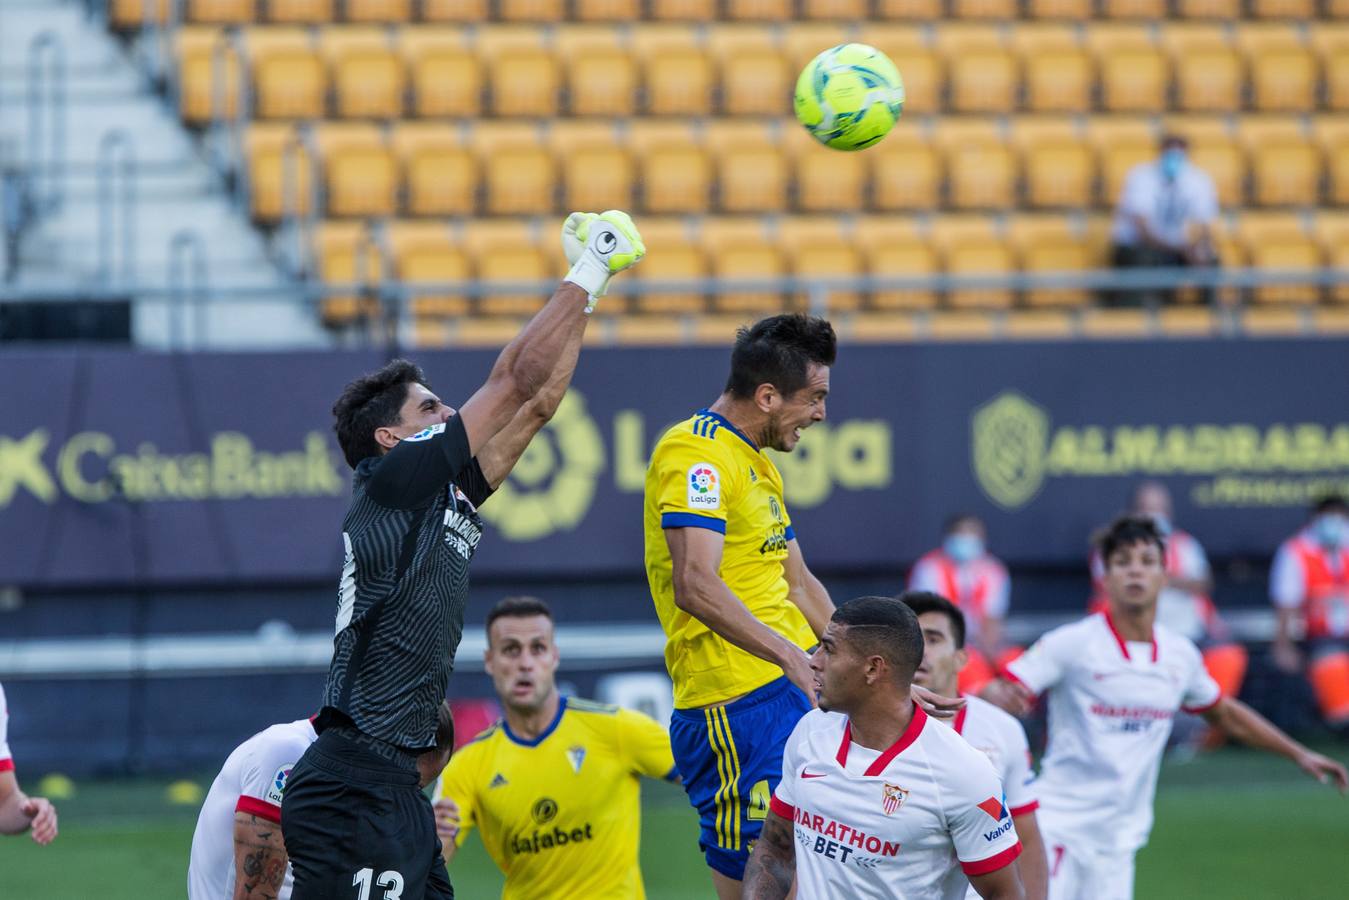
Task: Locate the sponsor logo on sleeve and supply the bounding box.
[979,795,1014,841]
[687,464,721,510]
[404,423,446,443]
[265,764,295,806]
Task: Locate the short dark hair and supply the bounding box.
[1313,494,1349,516]
[332,359,429,468]
[433,700,455,755]
[485,595,554,643]
[1098,515,1166,563]
[724,314,837,401]
[898,591,966,650]
[831,596,924,682]
[942,513,982,536]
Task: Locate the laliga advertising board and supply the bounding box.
[0,341,1346,587]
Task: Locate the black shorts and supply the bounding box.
[281,727,453,900]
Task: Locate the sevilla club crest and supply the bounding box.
[881,783,909,816]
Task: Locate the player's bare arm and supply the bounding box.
[1010,811,1048,900]
[666,526,818,706]
[784,539,834,638]
[433,797,461,865]
[475,320,585,490]
[458,212,643,456]
[0,769,57,844]
[740,809,796,900]
[979,677,1036,718]
[231,812,287,900]
[1202,697,1349,792]
[967,860,1027,900]
[1271,607,1304,673]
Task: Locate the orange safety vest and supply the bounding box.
[916,550,1000,623]
[1290,536,1349,640]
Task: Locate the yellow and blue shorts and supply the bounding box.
[668,677,812,880]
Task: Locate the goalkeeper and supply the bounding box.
[281,211,643,900]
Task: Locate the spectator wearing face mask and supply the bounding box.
[1270,495,1349,729]
[908,514,1018,694]
[1088,482,1249,746]
[1108,133,1219,307]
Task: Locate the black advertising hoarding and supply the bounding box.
[0,340,1345,588]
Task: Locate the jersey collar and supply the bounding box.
[1102,610,1158,663]
[953,699,969,736]
[502,696,567,748]
[697,408,760,453]
[836,702,928,776]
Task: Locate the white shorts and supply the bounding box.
[1040,822,1136,900]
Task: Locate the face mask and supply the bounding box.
[1314,515,1348,549]
[1150,514,1173,538]
[1160,148,1186,180]
[944,534,984,564]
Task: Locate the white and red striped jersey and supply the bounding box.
[772,705,1023,900]
[0,682,13,774]
[949,695,1038,820]
[187,718,317,900]
[1005,612,1220,854]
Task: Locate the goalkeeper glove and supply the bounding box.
[561,210,645,313]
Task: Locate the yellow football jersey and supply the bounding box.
[434,697,676,900]
[644,409,816,708]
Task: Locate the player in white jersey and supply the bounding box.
[903,591,1047,900]
[744,596,1026,900]
[982,516,1348,900]
[188,703,453,900]
[0,682,58,845]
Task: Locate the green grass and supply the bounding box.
[2,746,1346,899]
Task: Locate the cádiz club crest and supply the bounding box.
[971,391,1050,511]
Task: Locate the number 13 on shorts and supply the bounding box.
[353,868,403,900]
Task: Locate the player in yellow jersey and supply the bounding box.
[645,314,959,899]
[432,597,677,899]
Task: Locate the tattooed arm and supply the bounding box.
[232,812,288,900]
[741,810,795,900]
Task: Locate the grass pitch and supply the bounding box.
[2,744,1345,899]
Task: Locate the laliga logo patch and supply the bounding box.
[687,464,720,509]
[404,423,446,443]
[265,764,294,806]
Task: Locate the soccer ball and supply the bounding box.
[794,43,905,152]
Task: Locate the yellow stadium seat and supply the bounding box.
[875,0,943,18]
[1313,211,1349,303]
[1242,307,1310,336]
[845,313,920,342]
[856,217,936,310]
[1022,48,1093,114]
[928,311,999,340]
[345,0,411,22]
[1157,307,1219,337]
[717,147,789,214]
[931,217,1013,310]
[488,48,560,118]
[567,51,637,117]
[323,30,405,119]
[575,0,641,19]
[607,316,687,345]
[1250,0,1313,17]
[1022,137,1095,210]
[869,132,941,211]
[499,0,565,21]
[784,24,854,72]
[632,122,712,214]
[484,147,556,215]
[1081,309,1153,338]
[1249,140,1320,207]
[562,146,635,213]
[936,122,1015,210]
[1314,308,1349,334]
[464,222,551,318]
[631,221,707,315]
[720,49,790,117]
[1314,117,1349,205]
[1098,46,1168,113]
[786,128,868,213]
[1101,0,1165,17]
[314,123,398,218]
[1093,126,1158,207]
[446,318,527,348]
[422,0,488,21]
[1025,0,1091,17]
[1010,22,1078,54]
[950,0,1018,20]
[855,27,939,114]
[392,124,476,216]
[1173,46,1242,113]
[186,0,253,25]
[1010,215,1096,307]
[1322,48,1349,112]
[642,46,713,116]
[1236,113,1304,147]
[554,24,624,59]
[702,219,785,314]
[547,120,618,155]
[405,35,482,119]
[943,42,1016,114]
[1001,310,1074,338]
[248,29,324,119]
[387,222,471,319]
[1175,0,1239,17]
[779,219,860,311]
[650,0,717,18]
[801,0,868,19]
[726,0,792,18]
[1239,213,1321,304]
[265,0,333,23]
[177,28,241,125]
[245,123,314,221]
[1249,46,1317,113]
[315,221,382,328]
[1166,118,1242,207]
[110,0,170,28]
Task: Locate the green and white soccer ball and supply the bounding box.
[794,43,905,152]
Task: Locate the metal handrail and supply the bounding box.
[167,228,209,349]
[25,30,66,214]
[96,129,137,284]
